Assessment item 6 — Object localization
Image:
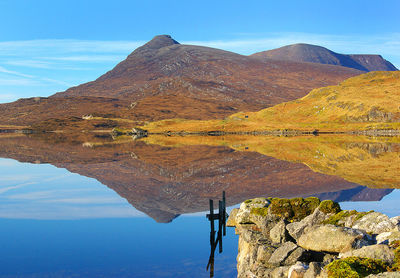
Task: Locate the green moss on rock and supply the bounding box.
[392,242,400,271]
[250,207,269,217]
[323,210,358,226]
[269,197,321,221]
[319,200,341,214]
[326,256,388,278]
[323,210,372,226]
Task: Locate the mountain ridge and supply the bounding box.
[251,43,398,71]
[0,35,364,129]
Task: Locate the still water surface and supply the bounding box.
[0,134,399,277]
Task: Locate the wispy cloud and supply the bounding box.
[0,32,399,103]
[5,60,54,69]
[0,93,18,102]
[41,55,124,62]
[0,65,33,78]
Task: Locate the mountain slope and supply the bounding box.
[55,36,361,106]
[0,35,372,129]
[141,71,400,132]
[251,43,398,71]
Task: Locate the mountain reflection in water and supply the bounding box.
[0,133,398,223]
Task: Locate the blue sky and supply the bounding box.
[0,0,399,103]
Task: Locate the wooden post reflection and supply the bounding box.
[206,191,229,278]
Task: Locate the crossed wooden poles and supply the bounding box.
[206,191,229,277]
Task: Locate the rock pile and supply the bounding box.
[227,197,400,277]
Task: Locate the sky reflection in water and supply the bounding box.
[1,139,400,277]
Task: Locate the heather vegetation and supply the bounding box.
[139,71,400,133]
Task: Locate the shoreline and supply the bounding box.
[2,128,400,137]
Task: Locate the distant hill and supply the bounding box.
[251,43,398,72]
[140,71,400,133]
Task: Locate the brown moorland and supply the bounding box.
[140,71,400,133]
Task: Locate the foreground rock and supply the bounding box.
[228,197,400,277]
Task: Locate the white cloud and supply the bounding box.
[42,55,125,62]
[0,93,18,102]
[0,65,33,78]
[5,60,53,69]
[0,39,143,55]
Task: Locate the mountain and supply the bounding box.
[140,71,400,133]
[0,35,363,129]
[251,43,398,72]
[313,186,394,203]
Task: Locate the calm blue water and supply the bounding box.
[1,153,400,277]
[0,217,238,277]
[0,158,237,277]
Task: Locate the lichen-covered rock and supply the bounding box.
[287,207,333,240]
[232,197,400,278]
[268,242,298,266]
[268,197,321,221]
[284,247,307,265]
[288,262,308,278]
[298,224,369,253]
[257,245,277,264]
[226,208,239,227]
[391,216,400,231]
[269,266,290,278]
[322,210,371,227]
[366,273,400,277]
[270,219,290,244]
[339,244,395,264]
[237,236,258,277]
[304,262,322,278]
[318,200,341,214]
[353,212,396,234]
[235,225,265,245]
[377,231,400,245]
[326,257,388,278]
[236,197,271,224]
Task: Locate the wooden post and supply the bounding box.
[209,199,215,246]
[218,200,223,253]
[222,191,227,236]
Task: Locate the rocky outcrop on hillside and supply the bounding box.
[228,197,400,277]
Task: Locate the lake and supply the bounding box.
[0,133,399,277]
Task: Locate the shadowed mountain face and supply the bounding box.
[0,134,395,223]
[251,43,398,71]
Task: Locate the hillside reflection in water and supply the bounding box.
[0,133,400,277]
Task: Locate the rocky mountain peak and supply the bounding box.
[139,34,180,51]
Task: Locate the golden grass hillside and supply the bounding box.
[140,71,400,133]
[141,135,400,189]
